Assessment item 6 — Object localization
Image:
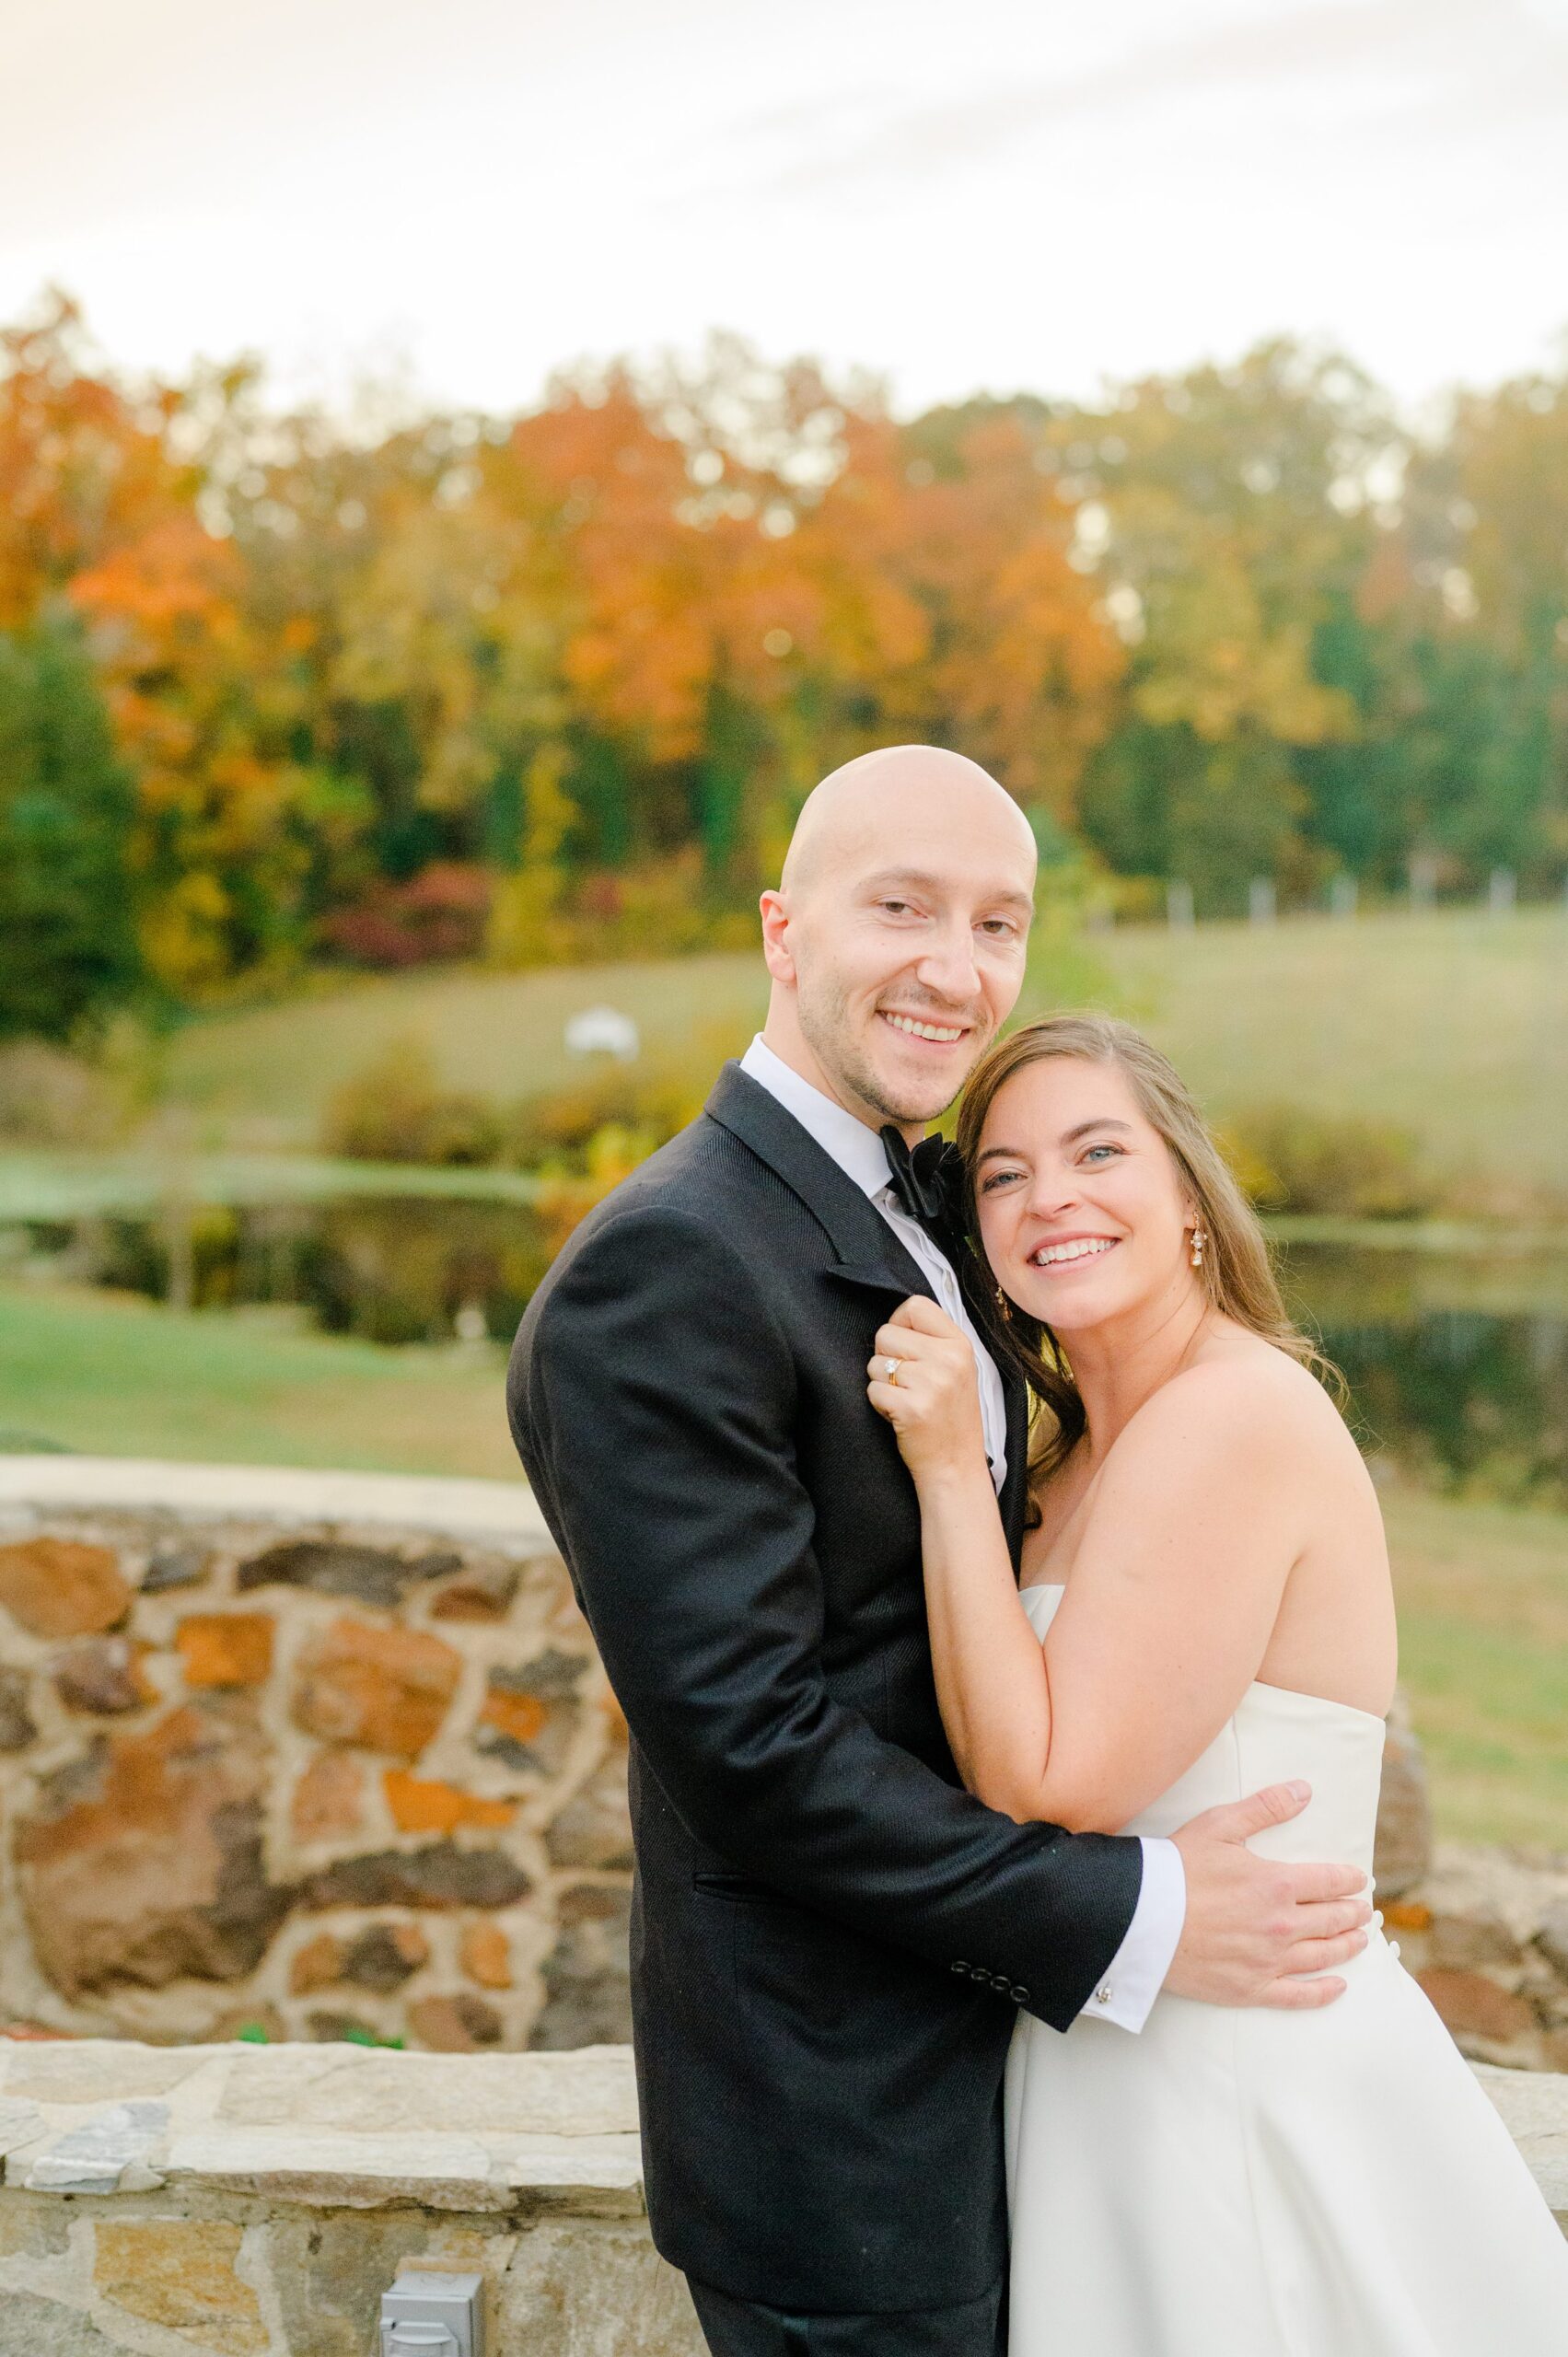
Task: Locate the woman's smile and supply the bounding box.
[1026,1235,1121,1271]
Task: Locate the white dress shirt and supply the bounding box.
[739,1034,1186,2033]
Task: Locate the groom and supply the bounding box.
[508,747,1371,2355]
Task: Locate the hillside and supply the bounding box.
[157,908,1567,1193]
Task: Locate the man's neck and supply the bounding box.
[755,1023,917,1139]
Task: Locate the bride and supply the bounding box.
[866,1013,1568,2355]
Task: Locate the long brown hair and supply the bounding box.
[953,1013,1341,1494]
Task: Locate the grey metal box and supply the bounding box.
[379,2270,485,2357]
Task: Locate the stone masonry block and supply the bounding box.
[0,1537,132,1638]
[290,1749,366,1842]
[239,1538,462,1608]
[546,1751,633,1872]
[460,1922,514,1991]
[94,2219,269,2355]
[177,1613,276,1689]
[52,1637,156,1715]
[15,1699,291,1998]
[0,1665,39,1751]
[384,1771,517,1835]
[292,1617,460,1758]
[409,1992,505,2052]
[299,1844,530,1911]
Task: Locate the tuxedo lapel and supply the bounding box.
[706,1062,1030,1538]
[703,1062,935,1306]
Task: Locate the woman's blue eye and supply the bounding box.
[980,1169,1024,1192]
[1082,1144,1122,1163]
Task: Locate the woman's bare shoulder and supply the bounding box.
[1117,1334,1354,1479]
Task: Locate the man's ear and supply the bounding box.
[760,888,796,984]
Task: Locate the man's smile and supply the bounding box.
[879,1010,970,1046]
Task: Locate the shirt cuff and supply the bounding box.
[1076,1837,1187,2032]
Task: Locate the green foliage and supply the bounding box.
[0,620,142,1039]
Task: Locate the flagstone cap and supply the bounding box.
[0,1457,552,1550]
[0,2039,643,2214]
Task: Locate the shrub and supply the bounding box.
[0,1039,131,1147]
[319,1021,751,1176]
[319,865,494,970]
[320,1037,504,1166]
[1222,1103,1435,1220]
[501,1069,704,1167]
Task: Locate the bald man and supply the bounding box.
[508,747,1354,2354]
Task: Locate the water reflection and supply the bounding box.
[1281,1243,1568,1508]
[10,1205,1568,1508]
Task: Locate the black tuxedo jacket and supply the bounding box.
[507,1062,1143,2312]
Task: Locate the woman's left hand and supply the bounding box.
[866,1295,988,1484]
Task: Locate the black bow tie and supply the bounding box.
[878,1125,970,1255]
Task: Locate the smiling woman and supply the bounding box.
[955,1011,1337,1483]
[865,1006,1568,2351]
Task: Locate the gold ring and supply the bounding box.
[882,1356,902,1384]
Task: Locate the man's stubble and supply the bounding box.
[796,969,993,1132]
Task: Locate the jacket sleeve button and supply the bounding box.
[951,1960,969,1974]
[1010,1984,1029,2002]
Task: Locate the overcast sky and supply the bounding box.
[4,0,1565,420]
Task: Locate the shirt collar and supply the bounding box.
[738,1035,894,1202]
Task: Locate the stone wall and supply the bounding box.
[0,2041,1561,2355]
[1385,1846,1568,2075]
[0,2039,703,2356]
[1,1457,1565,2072]
[0,1462,630,2054]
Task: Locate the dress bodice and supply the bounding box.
[1006,1583,1568,2353]
[1017,1583,1387,1879]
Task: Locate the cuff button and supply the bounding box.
[1095,1986,1113,2006]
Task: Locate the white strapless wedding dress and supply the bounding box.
[1005,1584,1568,2355]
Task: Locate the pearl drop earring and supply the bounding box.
[1190,1225,1207,1269]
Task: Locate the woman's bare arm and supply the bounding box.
[870,1302,1308,1831]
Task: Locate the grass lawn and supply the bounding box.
[157,908,1568,1199]
[1380,1484,1568,1854]
[1,1281,1561,1852]
[0,1282,520,1482]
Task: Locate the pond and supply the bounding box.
[5,1198,1566,1509]
[1276,1232,1568,1510]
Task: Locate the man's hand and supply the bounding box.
[1166,1781,1372,2008]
